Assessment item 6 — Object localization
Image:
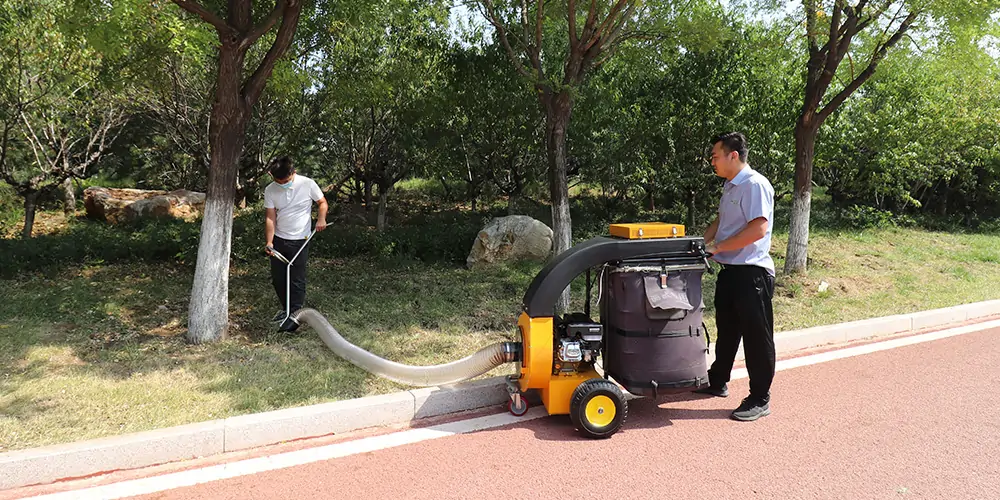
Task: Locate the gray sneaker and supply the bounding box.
[731,397,770,421]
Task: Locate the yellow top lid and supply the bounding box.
[608,222,686,239]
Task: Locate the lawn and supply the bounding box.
[1,195,999,452]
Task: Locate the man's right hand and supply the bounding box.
[265,244,274,256]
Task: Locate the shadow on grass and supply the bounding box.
[0,254,551,430]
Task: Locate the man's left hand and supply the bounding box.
[316,220,328,231]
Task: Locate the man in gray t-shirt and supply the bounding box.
[694,132,776,422]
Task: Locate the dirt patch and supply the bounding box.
[3,210,76,238]
[147,318,185,337]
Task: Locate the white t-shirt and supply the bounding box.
[264,174,324,240]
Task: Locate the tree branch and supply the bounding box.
[19,111,49,173]
[243,0,302,105]
[534,0,543,61]
[817,10,918,123]
[522,0,543,73]
[826,0,845,60]
[78,109,127,176]
[171,0,236,36]
[584,0,629,52]
[0,121,12,176]
[805,0,819,55]
[580,0,599,42]
[241,0,286,52]
[568,0,578,46]
[478,0,534,78]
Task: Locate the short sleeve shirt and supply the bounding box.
[264,174,324,240]
[713,166,775,276]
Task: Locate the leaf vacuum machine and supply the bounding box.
[293,222,713,439]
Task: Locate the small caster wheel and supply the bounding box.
[508,394,529,416]
[570,378,627,439]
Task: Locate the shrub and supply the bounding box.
[839,205,915,230]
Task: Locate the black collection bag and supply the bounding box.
[602,263,710,397]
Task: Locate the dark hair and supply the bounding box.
[712,132,749,163]
[269,156,294,179]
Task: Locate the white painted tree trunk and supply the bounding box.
[62,177,75,214]
[784,120,818,274]
[377,188,388,231]
[785,190,811,273]
[187,196,235,343]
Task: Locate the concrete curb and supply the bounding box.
[3,299,999,490]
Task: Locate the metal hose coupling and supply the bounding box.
[292,308,521,387]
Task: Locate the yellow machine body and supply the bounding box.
[540,370,602,415]
[516,312,553,392]
[608,222,685,239]
[516,312,601,416]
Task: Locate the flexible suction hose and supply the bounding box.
[292,308,521,387]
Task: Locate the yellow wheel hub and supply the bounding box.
[584,395,616,427]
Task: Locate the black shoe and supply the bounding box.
[278,317,300,332]
[272,310,287,322]
[731,396,770,421]
[694,383,729,398]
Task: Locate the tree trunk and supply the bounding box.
[543,90,574,313]
[686,189,696,229]
[242,177,260,204]
[61,177,75,215]
[507,194,520,215]
[439,176,451,201]
[22,191,39,239]
[785,118,818,274]
[234,174,247,208]
[466,179,479,212]
[186,42,249,344]
[350,177,362,203]
[364,178,373,211]
[506,161,526,215]
[376,186,388,232]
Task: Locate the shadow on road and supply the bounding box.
[493,391,739,443]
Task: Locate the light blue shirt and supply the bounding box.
[713,166,775,276]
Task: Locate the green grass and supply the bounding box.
[2,199,1000,452]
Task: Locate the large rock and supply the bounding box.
[466,215,553,269]
[84,187,206,223]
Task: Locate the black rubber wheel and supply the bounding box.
[508,395,529,416]
[570,378,627,439]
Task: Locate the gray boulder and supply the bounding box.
[466,215,553,269]
[84,187,205,223]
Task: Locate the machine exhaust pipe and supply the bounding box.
[292,308,521,387]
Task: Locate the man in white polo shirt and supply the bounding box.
[264,157,328,332]
[694,132,776,422]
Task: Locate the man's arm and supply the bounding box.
[704,216,720,245]
[265,208,277,253]
[707,217,768,254]
[315,197,328,231]
[309,179,329,231]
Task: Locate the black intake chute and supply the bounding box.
[521,236,708,318]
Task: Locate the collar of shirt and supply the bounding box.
[725,165,754,188]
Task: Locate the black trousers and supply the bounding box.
[708,264,775,401]
[270,236,309,313]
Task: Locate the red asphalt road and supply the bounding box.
[9,327,1000,500]
[125,327,1000,500]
